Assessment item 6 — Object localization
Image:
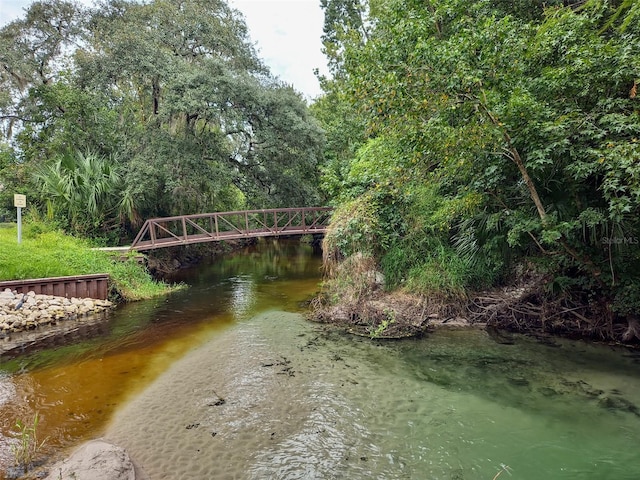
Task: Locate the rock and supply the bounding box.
[64,304,78,314]
[0,292,112,335]
[0,288,15,296]
[43,440,146,480]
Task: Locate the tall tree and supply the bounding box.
[317,0,640,339]
[0,0,84,142]
[76,0,324,215]
[0,0,325,236]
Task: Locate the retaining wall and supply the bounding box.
[0,274,110,300]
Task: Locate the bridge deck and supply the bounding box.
[130,207,333,251]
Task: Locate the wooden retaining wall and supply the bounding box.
[0,274,110,300]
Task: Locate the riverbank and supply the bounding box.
[0,224,170,302]
[309,252,639,346]
[0,237,260,359]
[309,289,475,338]
[0,289,112,334]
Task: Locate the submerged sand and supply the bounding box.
[68,310,640,480]
[103,311,326,479]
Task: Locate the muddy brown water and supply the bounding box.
[2,239,640,479]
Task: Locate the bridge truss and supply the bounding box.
[130,207,333,251]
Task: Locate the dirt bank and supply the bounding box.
[309,289,475,338]
[310,277,640,346]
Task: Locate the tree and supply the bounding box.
[317,0,640,340]
[35,150,133,238]
[0,0,84,143]
[75,0,324,215]
[0,0,326,237]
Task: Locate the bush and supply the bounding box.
[322,193,382,276]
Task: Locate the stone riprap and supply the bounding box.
[0,288,112,334]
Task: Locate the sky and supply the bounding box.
[0,0,328,99]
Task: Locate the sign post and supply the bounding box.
[14,194,26,244]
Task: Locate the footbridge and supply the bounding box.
[129,207,333,251]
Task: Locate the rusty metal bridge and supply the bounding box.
[129,207,333,251]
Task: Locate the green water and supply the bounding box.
[2,239,640,479]
[237,313,640,480]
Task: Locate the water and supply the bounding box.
[239,319,640,479]
[1,239,640,479]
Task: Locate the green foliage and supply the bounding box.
[403,244,471,297]
[107,252,177,301]
[34,150,132,239]
[1,0,326,241]
[612,279,640,316]
[380,184,494,296]
[311,82,366,201]
[316,0,640,324]
[0,222,173,300]
[10,412,46,473]
[323,193,381,261]
[369,308,395,338]
[0,144,20,221]
[75,0,324,214]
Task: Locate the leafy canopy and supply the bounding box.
[315,0,640,318]
[0,0,326,239]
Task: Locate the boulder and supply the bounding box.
[44,440,146,480]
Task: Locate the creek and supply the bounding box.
[1,239,640,479]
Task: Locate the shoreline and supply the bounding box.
[0,289,112,359]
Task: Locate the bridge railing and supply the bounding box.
[130,207,333,251]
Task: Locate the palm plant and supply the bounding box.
[35,150,135,237]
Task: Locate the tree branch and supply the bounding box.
[474,90,604,285]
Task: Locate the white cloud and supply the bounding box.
[229,0,328,99]
[0,0,94,25]
[1,0,328,100]
[0,1,32,25]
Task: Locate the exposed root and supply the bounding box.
[465,278,636,344]
[311,252,639,345]
[622,316,640,343]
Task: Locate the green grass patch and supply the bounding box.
[0,223,179,301]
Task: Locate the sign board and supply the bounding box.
[14,194,26,244]
[14,194,26,208]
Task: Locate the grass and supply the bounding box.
[0,222,178,301]
[10,412,47,474]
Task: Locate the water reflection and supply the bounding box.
[229,276,255,320]
[0,375,16,468]
[0,313,112,362]
[0,239,323,478]
[0,375,14,408]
